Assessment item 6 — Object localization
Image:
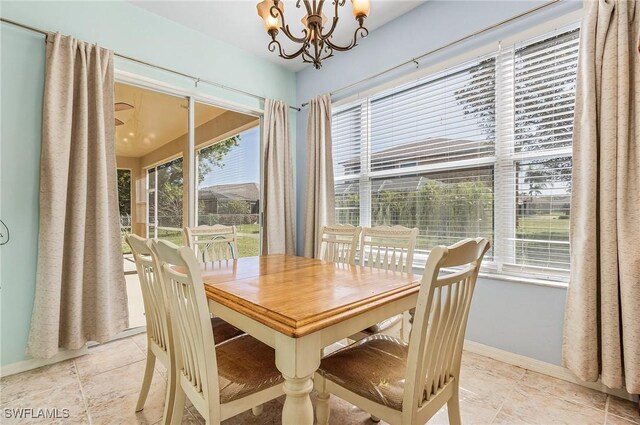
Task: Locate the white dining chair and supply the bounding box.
[318,224,362,266]
[150,239,284,425]
[315,238,491,425]
[184,224,238,262]
[126,234,244,425]
[126,234,174,423]
[360,225,419,273]
[352,225,419,341]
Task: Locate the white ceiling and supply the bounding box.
[130,0,427,72]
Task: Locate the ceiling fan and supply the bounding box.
[114,102,134,126]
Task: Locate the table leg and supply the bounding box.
[282,375,314,424]
[275,333,321,425]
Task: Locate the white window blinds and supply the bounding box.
[370,58,496,172]
[333,105,364,225]
[331,24,580,281]
[496,27,579,278]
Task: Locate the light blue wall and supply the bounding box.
[295,0,581,365]
[0,0,296,366]
[469,278,567,364]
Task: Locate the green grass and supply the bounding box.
[121,234,132,254]
[121,227,260,258]
[156,229,184,245]
[237,236,260,258]
[237,223,260,234]
[517,214,570,239]
[516,214,570,269]
[237,223,260,257]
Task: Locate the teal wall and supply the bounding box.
[0,1,296,366]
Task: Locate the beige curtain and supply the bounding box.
[563,0,639,394]
[303,94,335,258]
[261,99,295,255]
[26,33,128,359]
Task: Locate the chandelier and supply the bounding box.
[256,0,371,69]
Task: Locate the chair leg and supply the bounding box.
[170,386,186,425]
[401,311,411,342]
[316,391,330,425]
[135,350,156,412]
[251,405,263,416]
[161,360,176,425]
[447,386,462,425]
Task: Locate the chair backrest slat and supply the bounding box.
[318,224,362,265]
[126,235,170,353]
[360,225,418,273]
[151,239,221,409]
[403,238,490,417]
[184,225,238,263]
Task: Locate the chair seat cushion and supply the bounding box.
[211,317,244,344]
[216,334,284,403]
[362,314,403,335]
[319,334,408,410]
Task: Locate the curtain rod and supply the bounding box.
[0,17,301,112]
[300,0,564,108]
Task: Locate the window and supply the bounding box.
[147,157,185,244]
[117,169,132,254]
[331,25,580,281]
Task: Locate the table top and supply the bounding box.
[200,255,421,338]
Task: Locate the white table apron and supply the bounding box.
[208,292,418,425]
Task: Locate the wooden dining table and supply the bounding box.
[201,254,421,425]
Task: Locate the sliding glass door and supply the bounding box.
[114,82,262,330]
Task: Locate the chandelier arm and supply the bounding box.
[325,25,368,52]
[320,43,334,61]
[302,49,322,68]
[317,0,326,15]
[281,24,310,43]
[269,5,308,43]
[312,38,321,67]
[320,0,342,39]
[299,0,312,16]
[301,50,314,62]
[268,39,308,60]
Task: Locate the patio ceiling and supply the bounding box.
[114,82,227,158]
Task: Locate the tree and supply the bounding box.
[367,176,493,250]
[219,199,251,215]
[117,169,131,217]
[155,135,241,227]
[454,30,578,200]
[453,58,496,142]
[197,136,240,184]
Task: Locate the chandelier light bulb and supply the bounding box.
[256,0,283,32]
[351,0,370,18]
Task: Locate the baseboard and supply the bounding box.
[0,346,89,378]
[0,327,146,378]
[463,339,635,402]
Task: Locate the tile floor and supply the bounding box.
[1,332,638,425]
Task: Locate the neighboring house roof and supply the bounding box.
[339,138,492,172]
[198,182,259,201]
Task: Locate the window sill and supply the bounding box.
[411,257,569,289]
[476,271,569,289]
